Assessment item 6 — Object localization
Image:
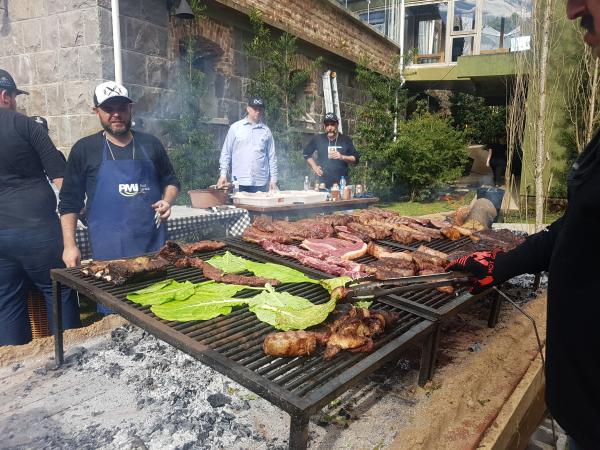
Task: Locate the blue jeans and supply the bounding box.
[0,223,80,345]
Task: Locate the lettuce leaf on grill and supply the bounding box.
[206,251,318,284]
[247,285,336,331]
[126,279,196,306]
[319,276,352,293]
[148,281,257,321]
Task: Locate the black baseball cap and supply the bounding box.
[248,97,265,108]
[0,69,29,95]
[323,112,339,123]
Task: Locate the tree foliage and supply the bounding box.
[451,93,506,145]
[244,10,322,189]
[390,107,468,199]
[352,61,408,198]
[165,3,216,204]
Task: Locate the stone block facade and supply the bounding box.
[0,0,398,156]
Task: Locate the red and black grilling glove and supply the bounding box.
[445,249,505,294]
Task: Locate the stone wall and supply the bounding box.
[0,0,393,155]
[0,0,105,154]
[210,0,400,75]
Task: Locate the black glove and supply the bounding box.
[446,249,505,294]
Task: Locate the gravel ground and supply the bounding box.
[0,324,420,450]
[0,273,544,450]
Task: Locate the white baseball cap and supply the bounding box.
[93,81,132,107]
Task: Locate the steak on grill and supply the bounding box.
[242,226,295,244]
[81,256,170,285]
[300,237,367,260]
[178,257,280,287]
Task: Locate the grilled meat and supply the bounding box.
[263,307,400,360]
[300,237,367,260]
[441,227,462,241]
[180,240,226,253]
[392,224,432,242]
[334,225,371,242]
[81,256,169,285]
[471,229,526,251]
[418,268,455,294]
[157,240,225,263]
[366,242,413,262]
[347,221,391,240]
[263,331,319,357]
[242,226,295,244]
[260,241,368,279]
[179,257,280,286]
[405,223,442,239]
[415,245,449,261]
[365,260,415,279]
[157,240,186,263]
[315,214,354,227]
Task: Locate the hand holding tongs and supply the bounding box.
[343,272,473,300]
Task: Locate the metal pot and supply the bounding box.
[188,186,229,208]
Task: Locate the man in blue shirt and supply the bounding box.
[217,97,278,192]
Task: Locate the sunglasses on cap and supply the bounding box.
[98,103,131,114]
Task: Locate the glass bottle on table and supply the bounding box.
[232,176,240,195]
[303,176,310,191]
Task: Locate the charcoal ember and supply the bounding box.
[207,393,232,408]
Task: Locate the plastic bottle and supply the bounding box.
[232,176,240,195]
[340,177,346,194]
[303,176,310,191]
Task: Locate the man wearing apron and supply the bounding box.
[59,82,180,313]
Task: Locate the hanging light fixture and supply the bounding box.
[167,0,195,20]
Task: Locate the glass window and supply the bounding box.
[481,0,533,52]
[453,0,477,32]
[451,36,474,61]
[359,9,387,35]
[405,3,448,64]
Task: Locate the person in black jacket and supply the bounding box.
[0,70,80,345]
[447,2,600,447]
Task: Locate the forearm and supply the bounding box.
[162,185,178,204]
[495,216,565,281]
[343,155,356,164]
[306,157,319,171]
[60,213,79,248]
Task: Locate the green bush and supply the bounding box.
[388,110,469,199]
[451,93,506,145]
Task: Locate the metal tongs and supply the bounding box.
[343,271,472,300]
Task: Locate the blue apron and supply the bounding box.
[87,137,167,260]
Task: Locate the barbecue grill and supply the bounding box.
[51,239,497,449]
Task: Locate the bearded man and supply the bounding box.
[303,112,359,188]
[59,82,179,312]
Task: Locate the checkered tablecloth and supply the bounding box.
[75,207,251,260]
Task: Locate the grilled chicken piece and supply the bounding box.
[441,227,462,241]
[263,331,319,357]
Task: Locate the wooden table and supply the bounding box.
[238,197,379,220]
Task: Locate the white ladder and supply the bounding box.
[322,70,343,133]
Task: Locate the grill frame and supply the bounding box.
[51,237,497,450]
[51,245,441,449]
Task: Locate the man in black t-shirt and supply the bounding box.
[59,81,180,291]
[303,113,360,188]
[0,69,80,345]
